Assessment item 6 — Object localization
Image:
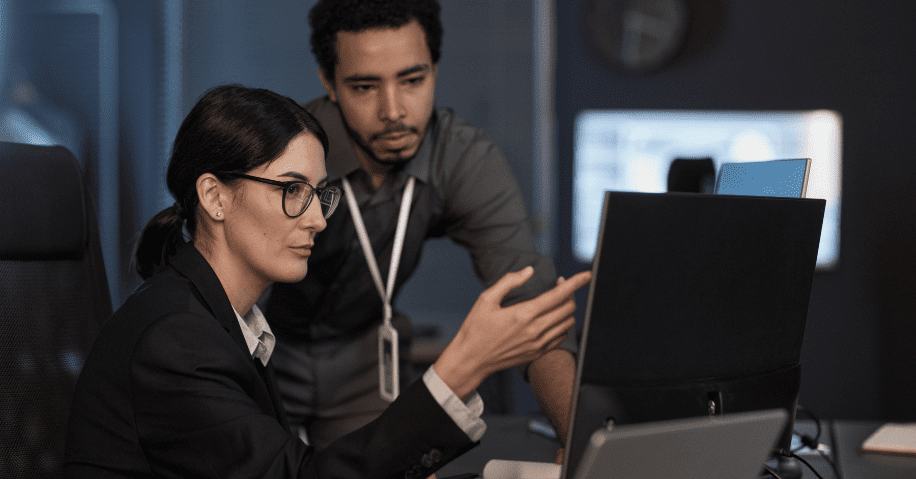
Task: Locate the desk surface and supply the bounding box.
[438,416,916,479]
[833,421,916,479]
[437,416,559,476]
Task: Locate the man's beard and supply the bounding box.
[343,119,421,168]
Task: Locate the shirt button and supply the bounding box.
[429,448,443,463]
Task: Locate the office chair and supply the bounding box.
[667,157,716,194]
[0,142,112,479]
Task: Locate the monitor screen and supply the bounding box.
[563,191,826,479]
[573,110,842,269]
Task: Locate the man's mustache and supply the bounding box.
[370,124,419,142]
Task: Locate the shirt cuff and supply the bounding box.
[423,366,487,442]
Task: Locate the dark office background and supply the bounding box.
[554,0,916,422]
[2,0,914,422]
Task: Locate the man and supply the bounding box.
[264,0,577,459]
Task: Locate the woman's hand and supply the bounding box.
[433,267,592,400]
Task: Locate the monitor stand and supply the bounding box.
[769,455,802,479]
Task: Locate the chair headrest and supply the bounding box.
[0,142,87,260]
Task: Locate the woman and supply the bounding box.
[64,85,590,478]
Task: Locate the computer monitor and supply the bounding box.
[562,191,825,479]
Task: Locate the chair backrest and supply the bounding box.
[667,157,716,194]
[0,141,112,479]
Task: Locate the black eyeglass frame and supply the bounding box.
[224,172,340,219]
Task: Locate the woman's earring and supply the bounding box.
[216,212,222,217]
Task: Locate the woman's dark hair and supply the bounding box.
[134,84,329,280]
[309,0,443,81]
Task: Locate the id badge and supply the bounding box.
[378,323,399,402]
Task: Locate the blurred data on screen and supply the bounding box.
[573,110,841,269]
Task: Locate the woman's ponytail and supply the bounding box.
[133,203,187,280]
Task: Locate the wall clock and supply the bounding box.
[583,0,690,75]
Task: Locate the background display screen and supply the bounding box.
[573,110,842,269]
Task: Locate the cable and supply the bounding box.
[793,404,822,452]
[774,448,828,479]
[790,405,842,478]
[761,463,785,479]
[816,447,842,479]
[788,452,826,479]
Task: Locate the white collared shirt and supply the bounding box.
[232,304,275,367]
[232,304,485,442]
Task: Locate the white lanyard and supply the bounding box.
[341,175,415,327]
[341,175,415,401]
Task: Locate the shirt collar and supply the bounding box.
[232,303,275,366]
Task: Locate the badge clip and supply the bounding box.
[378,322,399,402]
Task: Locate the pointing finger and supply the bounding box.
[521,271,591,316]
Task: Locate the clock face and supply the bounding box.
[583,0,690,75]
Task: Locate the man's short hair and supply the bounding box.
[309,0,443,80]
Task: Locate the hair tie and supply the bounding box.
[172,202,184,217]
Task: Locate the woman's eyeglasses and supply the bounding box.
[225,173,340,219]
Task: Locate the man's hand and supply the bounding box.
[433,267,592,401]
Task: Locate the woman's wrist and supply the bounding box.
[432,336,489,402]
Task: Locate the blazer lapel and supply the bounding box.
[169,244,285,424]
[256,360,291,433]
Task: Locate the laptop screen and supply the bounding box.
[715,158,811,198]
[570,410,787,479]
